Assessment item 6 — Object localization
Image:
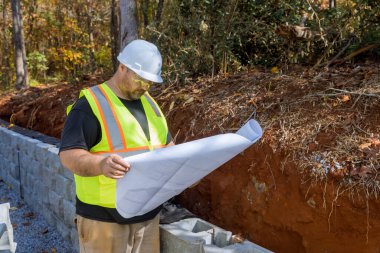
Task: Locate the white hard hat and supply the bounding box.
[117,39,163,83]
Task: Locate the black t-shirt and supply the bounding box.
[59,96,172,224]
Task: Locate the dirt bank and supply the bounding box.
[1,64,379,252]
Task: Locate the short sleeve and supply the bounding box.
[59,97,101,153]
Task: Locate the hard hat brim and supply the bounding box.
[129,67,163,83]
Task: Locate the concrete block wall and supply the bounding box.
[0,126,78,250]
[0,125,272,253]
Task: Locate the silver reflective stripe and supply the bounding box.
[90,86,124,150]
[144,94,161,117]
[97,149,149,158]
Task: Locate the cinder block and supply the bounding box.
[6,177,20,195]
[41,168,55,189]
[56,175,68,195]
[41,185,50,205]
[34,142,53,161]
[56,219,70,241]
[49,191,63,217]
[41,207,57,227]
[63,200,76,228]
[160,218,273,253]
[11,151,19,169]
[66,180,76,203]
[70,228,80,253]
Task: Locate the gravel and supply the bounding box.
[0,179,74,253]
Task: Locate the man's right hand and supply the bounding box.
[59,149,130,178]
[100,154,131,179]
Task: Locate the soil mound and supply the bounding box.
[1,64,379,252]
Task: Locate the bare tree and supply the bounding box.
[85,0,96,73]
[2,0,11,89]
[119,0,138,50]
[154,0,164,29]
[142,0,149,27]
[111,0,120,71]
[329,0,336,9]
[11,0,28,89]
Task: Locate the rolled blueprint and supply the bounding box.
[116,119,263,218]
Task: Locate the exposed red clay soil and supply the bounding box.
[1,64,379,253]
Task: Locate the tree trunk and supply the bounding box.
[86,0,96,73]
[142,0,149,27]
[11,0,28,90]
[154,0,164,28]
[2,0,11,89]
[111,0,120,71]
[119,0,138,50]
[329,0,336,9]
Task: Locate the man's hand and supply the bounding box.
[100,154,130,179]
[60,149,130,178]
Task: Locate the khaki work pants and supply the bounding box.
[76,214,160,253]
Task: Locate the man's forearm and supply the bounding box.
[59,149,103,177]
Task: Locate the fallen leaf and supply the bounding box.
[341,95,350,102]
[271,66,280,74]
[183,96,194,106]
[359,142,372,150]
[41,228,49,234]
[306,197,316,208]
[169,100,175,111]
[23,212,35,218]
[51,248,57,253]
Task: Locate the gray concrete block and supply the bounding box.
[28,158,40,177]
[62,200,76,228]
[49,190,63,217]
[56,220,70,241]
[41,207,57,227]
[49,156,64,174]
[41,185,50,205]
[10,151,18,167]
[41,168,55,189]
[70,228,79,253]
[61,166,74,180]
[0,154,5,169]
[65,180,76,203]
[160,218,272,253]
[56,175,68,195]
[6,177,20,196]
[9,163,18,180]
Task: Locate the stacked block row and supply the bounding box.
[0,126,78,251]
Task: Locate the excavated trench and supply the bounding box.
[1,65,380,252]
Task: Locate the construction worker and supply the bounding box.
[59,39,173,253]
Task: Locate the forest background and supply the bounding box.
[0,0,379,91]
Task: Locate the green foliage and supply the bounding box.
[27,51,48,81]
[1,0,380,90]
[94,45,113,72]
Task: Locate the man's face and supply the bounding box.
[119,66,152,100]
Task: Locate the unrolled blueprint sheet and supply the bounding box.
[116,119,263,218]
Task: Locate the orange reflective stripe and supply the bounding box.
[152,144,167,148]
[88,88,113,151]
[92,145,167,155]
[98,85,127,150]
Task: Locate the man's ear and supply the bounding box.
[120,64,128,72]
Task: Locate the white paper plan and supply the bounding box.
[116,119,263,218]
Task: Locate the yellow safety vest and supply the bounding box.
[67,83,168,208]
